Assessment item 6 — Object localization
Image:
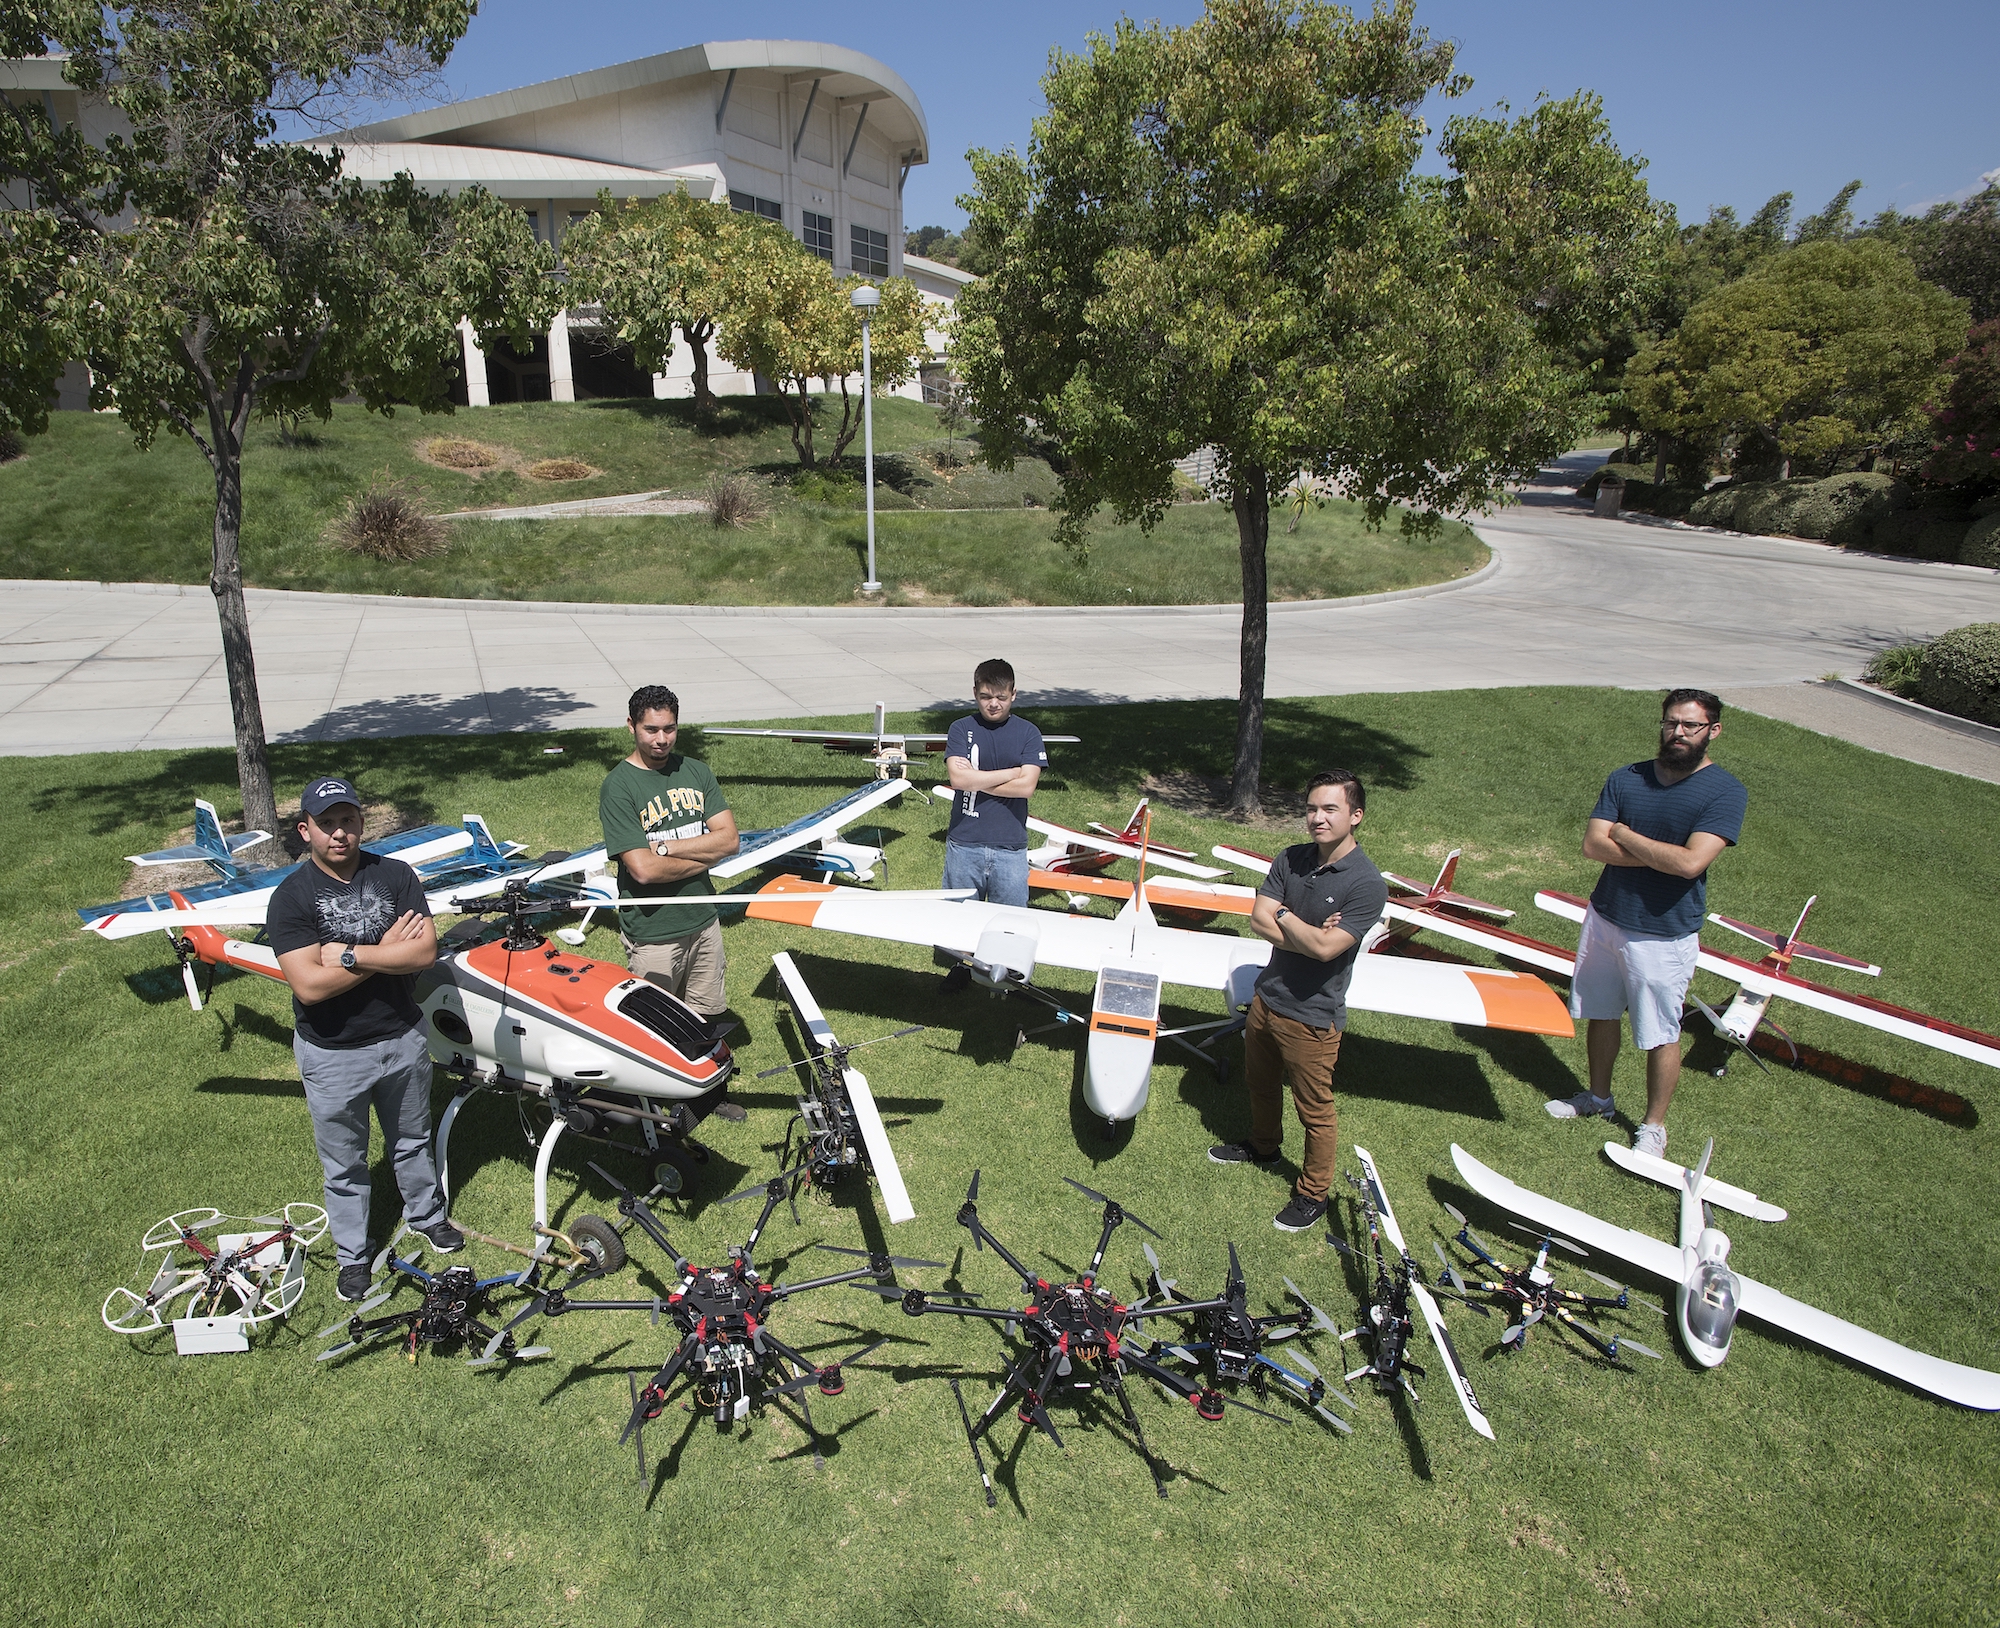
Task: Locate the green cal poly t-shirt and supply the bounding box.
[599,755,731,942]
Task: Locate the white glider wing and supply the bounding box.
[1353,1146,1495,1440]
[1730,1276,2000,1411]
[938,788,1225,879]
[1450,1145,1686,1284]
[712,779,908,880]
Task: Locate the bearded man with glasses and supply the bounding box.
[1547,688,1748,1159]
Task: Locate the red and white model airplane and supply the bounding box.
[709,702,1080,781]
[1213,846,2000,1078]
[746,813,1572,1134]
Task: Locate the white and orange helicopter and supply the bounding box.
[743,810,1573,1135]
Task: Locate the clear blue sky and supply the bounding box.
[428,1,2000,234]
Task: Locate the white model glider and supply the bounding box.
[1450,1142,2000,1409]
[746,855,1573,1130]
[708,701,1080,780]
[711,778,911,883]
[1352,1147,1496,1439]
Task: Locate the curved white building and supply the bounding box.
[333,40,943,405]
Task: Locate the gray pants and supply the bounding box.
[295,1027,447,1267]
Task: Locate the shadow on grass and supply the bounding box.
[28,728,612,838]
[279,686,596,744]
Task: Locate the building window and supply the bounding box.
[851,225,889,278]
[730,191,781,222]
[523,210,540,241]
[801,211,834,262]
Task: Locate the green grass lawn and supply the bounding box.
[4,689,1996,1627]
[0,401,1486,607]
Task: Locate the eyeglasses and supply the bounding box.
[1661,719,1716,735]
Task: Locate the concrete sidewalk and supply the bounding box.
[5,470,1999,779]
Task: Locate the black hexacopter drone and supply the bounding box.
[902,1173,1298,1503]
[495,1163,940,1480]
[1138,1238,1357,1434]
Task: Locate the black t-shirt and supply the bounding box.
[265,851,431,1048]
[1253,842,1390,1031]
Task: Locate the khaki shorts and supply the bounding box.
[622,918,727,1016]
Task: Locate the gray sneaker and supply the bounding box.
[1545,1091,1616,1120]
[1633,1121,1667,1160]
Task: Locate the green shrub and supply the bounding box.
[0,428,22,463]
[1961,511,2000,567]
[1863,641,1928,696]
[1688,485,1740,528]
[1789,472,1905,543]
[1916,519,1973,559]
[1916,622,2000,724]
[1732,479,1812,535]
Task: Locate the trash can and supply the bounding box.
[1594,471,1625,517]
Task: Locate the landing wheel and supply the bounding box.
[652,1141,695,1196]
[568,1215,626,1274]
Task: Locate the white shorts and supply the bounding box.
[1569,906,1699,1052]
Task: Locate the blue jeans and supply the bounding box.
[943,841,1029,908]
[295,1027,447,1266]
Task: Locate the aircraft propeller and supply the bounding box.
[1060,1176,1162,1239]
[1509,1221,1588,1258]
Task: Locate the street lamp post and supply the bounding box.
[851,282,882,594]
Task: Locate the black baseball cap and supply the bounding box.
[300,777,362,818]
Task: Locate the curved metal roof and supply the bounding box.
[340,40,928,166]
[306,141,723,201]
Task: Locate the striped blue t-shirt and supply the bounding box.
[1588,760,1748,938]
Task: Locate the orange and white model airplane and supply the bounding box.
[748,812,1573,1135]
[1211,847,2000,1077]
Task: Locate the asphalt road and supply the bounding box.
[5,453,1998,780]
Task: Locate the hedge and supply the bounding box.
[1964,512,2000,569]
[1917,622,2000,725]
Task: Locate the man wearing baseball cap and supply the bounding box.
[265,777,459,1303]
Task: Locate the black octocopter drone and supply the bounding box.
[1431,1204,1664,1365]
[903,1173,1336,1504]
[491,1163,943,1481]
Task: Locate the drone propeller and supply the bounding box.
[962,1169,982,1250]
[1199,1386,1292,1424]
[720,1176,789,1206]
[1060,1176,1161,1239]
[1313,1403,1355,1435]
[1431,1242,1490,1315]
[815,1244,948,1272]
[1582,1268,1668,1316]
[767,1338,890,1399]
[465,1344,551,1369]
[1141,1241,1175,1291]
[370,1224,417,1276]
[1283,1277,1343,1341]
[317,1292,391,1338]
[1612,1336,1663,1361]
[1508,1221,1587,1258]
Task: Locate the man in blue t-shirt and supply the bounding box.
[940,657,1049,991]
[1547,689,1748,1160]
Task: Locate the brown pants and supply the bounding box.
[622,919,727,1016]
[1243,994,1342,1201]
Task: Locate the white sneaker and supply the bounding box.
[1546,1091,1616,1120]
[1633,1122,1667,1159]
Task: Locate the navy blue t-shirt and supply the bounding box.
[944,713,1049,851]
[1588,760,1748,938]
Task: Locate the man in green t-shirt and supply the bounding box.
[599,684,740,1019]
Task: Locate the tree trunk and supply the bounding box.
[684,317,716,415]
[1228,469,1270,820]
[205,390,278,837]
[1653,439,1667,486]
[786,378,816,466]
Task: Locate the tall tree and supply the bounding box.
[0,3,555,834]
[559,186,744,414]
[954,0,1670,813]
[714,225,931,467]
[1627,239,1967,479]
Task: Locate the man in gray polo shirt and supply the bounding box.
[1209,769,1389,1232]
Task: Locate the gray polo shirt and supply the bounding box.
[1253,842,1389,1031]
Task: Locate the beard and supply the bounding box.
[1657,733,1706,769]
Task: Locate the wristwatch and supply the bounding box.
[340,945,358,971]
[1274,907,1291,923]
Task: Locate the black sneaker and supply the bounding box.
[1274,1194,1329,1233]
[711,1099,748,1123]
[415,1220,465,1254]
[1209,1141,1281,1166]
[336,1264,374,1302]
[941,962,973,993]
